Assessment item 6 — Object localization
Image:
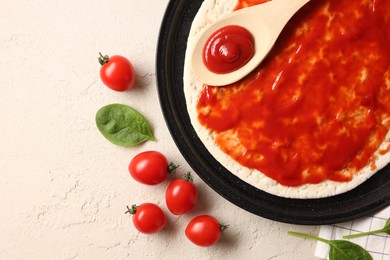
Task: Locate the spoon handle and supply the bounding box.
[251,0,311,32]
[190,0,311,86]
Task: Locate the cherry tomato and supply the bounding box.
[185,215,228,247]
[129,151,176,185]
[98,53,136,92]
[125,203,166,234]
[165,173,198,215]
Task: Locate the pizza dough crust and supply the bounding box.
[183,0,390,198]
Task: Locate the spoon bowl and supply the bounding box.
[191,0,310,86]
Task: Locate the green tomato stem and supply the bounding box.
[168,162,179,174]
[184,172,194,182]
[125,205,138,215]
[220,223,229,231]
[98,52,110,65]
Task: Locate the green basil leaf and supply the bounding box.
[343,217,390,239]
[96,104,156,147]
[328,240,372,260]
[382,218,390,235]
[288,231,372,260]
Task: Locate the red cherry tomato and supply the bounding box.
[185,215,228,247]
[129,151,174,185]
[126,203,166,234]
[165,173,198,215]
[98,53,136,92]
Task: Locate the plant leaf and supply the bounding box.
[96,104,156,147]
[343,217,390,239]
[382,218,390,235]
[328,240,372,260]
[288,231,372,260]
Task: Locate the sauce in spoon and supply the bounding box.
[192,0,311,86]
[203,25,255,74]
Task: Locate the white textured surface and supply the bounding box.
[0,0,319,259]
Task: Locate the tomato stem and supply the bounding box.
[125,205,138,215]
[98,52,110,65]
[220,223,229,231]
[168,162,179,174]
[184,172,194,182]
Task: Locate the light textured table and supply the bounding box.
[0,0,319,259]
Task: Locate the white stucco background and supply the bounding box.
[0,0,320,259]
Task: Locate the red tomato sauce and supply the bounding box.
[196,0,390,186]
[203,25,255,74]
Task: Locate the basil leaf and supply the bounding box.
[288,231,372,260]
[383,218,390,235]
[328,240,372,260]
[343,217,390,239]
[96,104,156,147]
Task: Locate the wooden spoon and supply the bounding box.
[191,0,310,86]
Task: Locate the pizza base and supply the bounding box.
[183,0,390,198]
